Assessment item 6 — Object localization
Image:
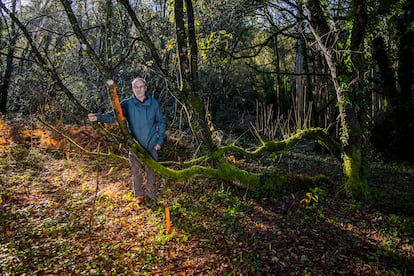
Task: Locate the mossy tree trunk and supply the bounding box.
[305,0,370,200]
[131,127,341,193]
[173,0,216,154]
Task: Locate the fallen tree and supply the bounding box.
[40,114,341,195]
[131,126,342,194]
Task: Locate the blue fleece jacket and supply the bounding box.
[96,94,166,151]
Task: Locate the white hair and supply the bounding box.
[131,77,147,88]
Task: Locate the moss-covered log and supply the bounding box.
[211,128,341,162]
[42,112,340,194]
[132,128,341,192]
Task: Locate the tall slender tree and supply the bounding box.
[0,0,17,114]
[304,0,370,199]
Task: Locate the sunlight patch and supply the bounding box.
[98,181,128,200]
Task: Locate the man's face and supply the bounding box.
[133,80,146,99]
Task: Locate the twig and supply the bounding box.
[37,117,128,162]
[89,142,101,232]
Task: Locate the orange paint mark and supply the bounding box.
[113,84,125,121]
[165,206,171,234]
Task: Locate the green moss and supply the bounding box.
[343,150,370,200]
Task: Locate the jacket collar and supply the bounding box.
[132,93,150,105]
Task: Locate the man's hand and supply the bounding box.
[88,113,98,122]
[154,144,161,151]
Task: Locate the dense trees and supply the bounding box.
[370,0,414,162]
[1,0,413,199]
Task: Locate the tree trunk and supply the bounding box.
[396,7,414,111]
[273,35,282,110]
[0,0,17,115]
[134,128,341,193]
[372,37,398,106]
[60,0,133,143]
[305,0,370,200]
[295,38,304,127]
[173,0,216,153]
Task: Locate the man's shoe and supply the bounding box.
[136,195,147,203]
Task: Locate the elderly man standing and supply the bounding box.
[88,77,166,203]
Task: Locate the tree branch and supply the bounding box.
[37,116,128,162]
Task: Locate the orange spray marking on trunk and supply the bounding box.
[113,84,125,121]
[165,206,171,234]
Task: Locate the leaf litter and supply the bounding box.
[0,120,413,275]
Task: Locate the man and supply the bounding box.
[88,77,166,203]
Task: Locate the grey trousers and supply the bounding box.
[129,150,158,200]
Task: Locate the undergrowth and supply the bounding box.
[0,141,413,274]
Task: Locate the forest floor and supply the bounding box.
[0,119,413,275]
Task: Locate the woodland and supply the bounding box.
[0,0,413,275]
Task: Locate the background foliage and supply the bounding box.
[1,1,413,274]
[1,0,412,161]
